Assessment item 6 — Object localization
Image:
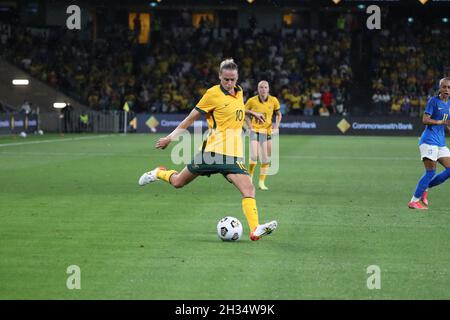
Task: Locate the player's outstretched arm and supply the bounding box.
[245,110,265,124]
[156,108,202,149]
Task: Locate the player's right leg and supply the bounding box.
[139,166,198,188]
[226,173,277,241]
[248,133,259,181]
[258,138,271,191]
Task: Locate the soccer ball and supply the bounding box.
[217,216,243,241]
[19,131,27,138]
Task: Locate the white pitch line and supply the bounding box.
[0,135,113,148]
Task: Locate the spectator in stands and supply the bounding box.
[303,94,314,116]
[286,87,302,114]
[319,105,330,117]
[321,86,334,115]
[311,87,322,115]
[390,97,401,114]
[334,90,345,115]
[400,95,411,115]
[380,90,391,115]
[372,90,382,115]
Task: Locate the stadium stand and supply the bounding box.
[1,3,448,118]
[1,19,352,116]
[371,20,450,116]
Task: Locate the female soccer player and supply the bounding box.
[245,81,282,190]
[408,77,450,209]
[138,59,278,240]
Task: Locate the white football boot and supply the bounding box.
[138,166,165,186]
[250,220,278,241]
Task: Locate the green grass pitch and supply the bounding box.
[0,133,449,299]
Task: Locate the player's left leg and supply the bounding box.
[258,138,271,191]
[226,173,277,241]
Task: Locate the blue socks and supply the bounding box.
[414,169,436,198]
[428,167,450,189]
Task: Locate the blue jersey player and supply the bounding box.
[409,77,450,209]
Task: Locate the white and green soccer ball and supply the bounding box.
[217,216,243,241]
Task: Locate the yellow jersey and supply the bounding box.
[195,85,245,158]
[245,95,280,134]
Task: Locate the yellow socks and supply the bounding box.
[157,169,177,183]
[248,161,257,177]
[259,163,270,183]
[242,197,259,231]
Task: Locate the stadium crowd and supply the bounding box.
[1,17,352,116]
[371,21,450,117]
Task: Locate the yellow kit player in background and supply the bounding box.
[245,81,282,190]
[138,59,278,241]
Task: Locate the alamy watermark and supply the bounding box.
[366,5,381,30]
[366,265,381,290]
[66,265,81,290]
[66,5,81,30]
